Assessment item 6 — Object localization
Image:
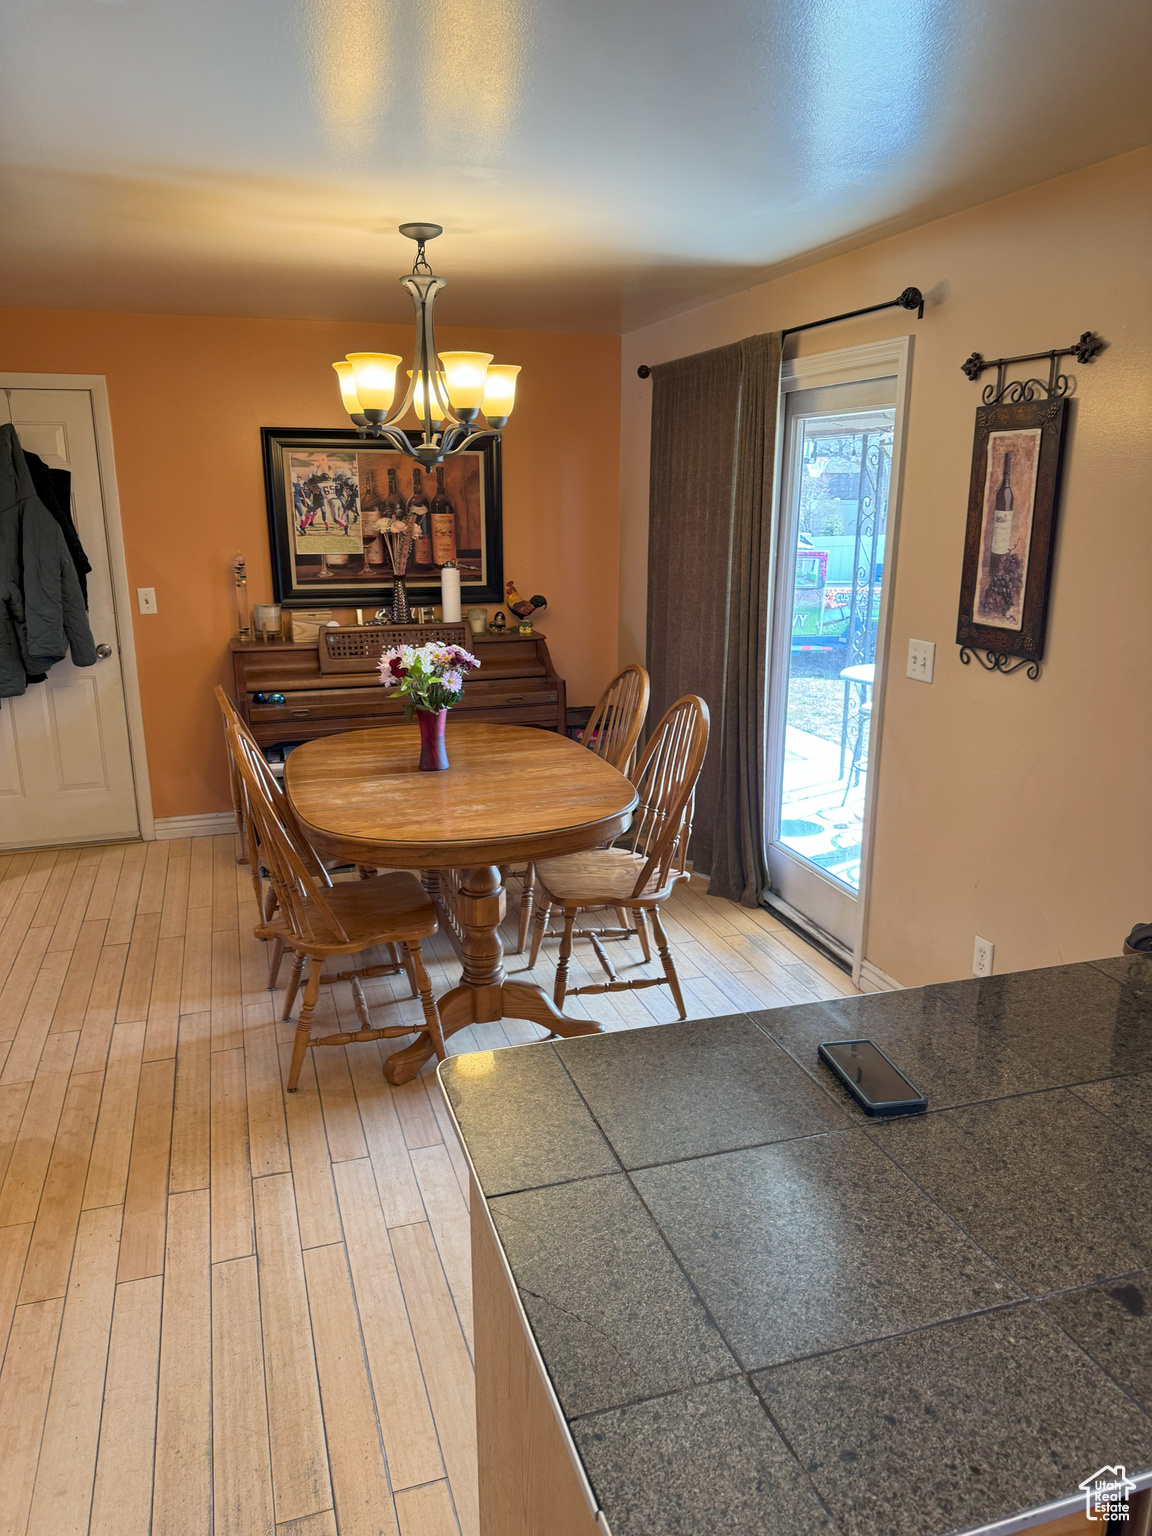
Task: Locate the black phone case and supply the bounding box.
[818,1039,927,1116]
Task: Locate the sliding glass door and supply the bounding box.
[765,373,897,958]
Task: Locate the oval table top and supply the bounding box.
[285,721,638,869]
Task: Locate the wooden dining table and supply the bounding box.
[285,721,639,1083]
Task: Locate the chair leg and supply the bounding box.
[528,894,552,969]
[282,950,305,1020]
[515,863,537,955]
[267,935,285,989]
[554,909,577,1009]
[650,907,687,1020]
[402,944,419,998]
[406,940,446,1060]
[286,960,322,1092]
[634,908,652,964]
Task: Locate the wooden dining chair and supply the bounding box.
[227,720,445,1090]
[528,694,709,1019]
[512,663,650,953]
[214,685,296,984]
[214,685,394,992]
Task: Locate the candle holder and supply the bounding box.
[233,553,251,641]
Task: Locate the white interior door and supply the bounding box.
[0,388,139,848]
[765,373,898,959]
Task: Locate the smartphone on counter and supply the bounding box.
[818,1039,927,1117]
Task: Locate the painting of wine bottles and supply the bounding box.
[262,428,504,608]
[956,398,1068,665]
[973,427,1041,631]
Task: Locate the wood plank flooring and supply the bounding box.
[0,835,856,1536]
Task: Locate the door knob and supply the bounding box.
[95,644,113,659]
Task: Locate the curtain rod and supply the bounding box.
[635,287,924,378]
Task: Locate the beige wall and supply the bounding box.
[619,148,1152,984]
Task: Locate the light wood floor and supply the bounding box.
[0,834,857,1536]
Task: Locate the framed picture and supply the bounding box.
[956,398,1068,662]
[261,427,503,608]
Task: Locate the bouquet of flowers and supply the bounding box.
[379,642,481,720]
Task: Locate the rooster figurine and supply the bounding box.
[505,581,547,626]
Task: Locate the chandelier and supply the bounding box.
[332,223,520,467]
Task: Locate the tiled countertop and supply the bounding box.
[440,955,1152,1536]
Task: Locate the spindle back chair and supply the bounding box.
[513,663,650,952]
[227,721,445,1091]
[580,663,650,774]
[223,716,415,997]
[529,694,709,1018]
[214,684,336,987]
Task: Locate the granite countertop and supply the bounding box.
[440,953,1152,1536]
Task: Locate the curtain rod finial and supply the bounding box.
[637,365,651,379]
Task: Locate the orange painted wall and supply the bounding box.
[0,310,621,818]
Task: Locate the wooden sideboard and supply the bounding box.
[231,630,566,747]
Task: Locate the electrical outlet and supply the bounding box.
[136,587,157,615]
[907,638,935,683]
[973,936,994,977]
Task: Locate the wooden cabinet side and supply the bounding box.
[471,1186,602,1536]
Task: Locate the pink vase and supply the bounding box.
[417,708,449,771]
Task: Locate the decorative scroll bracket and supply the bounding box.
[959,647,1040,680]
[960,331,1104,405]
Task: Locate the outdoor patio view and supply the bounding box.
[777,409,894,891]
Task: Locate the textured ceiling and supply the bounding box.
[1,0,1149,331]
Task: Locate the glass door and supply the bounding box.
[765,375,897,958]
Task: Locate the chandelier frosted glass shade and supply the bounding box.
[345,352,401,413]
[406,370,448,423]
[480,364,521,428]
[438,352,494,414]
[331,361,365,421]
[330,227,519,465]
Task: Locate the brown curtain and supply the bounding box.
[646,342,742,878]
[645,331,782,905]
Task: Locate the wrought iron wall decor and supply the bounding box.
[955,330,1104,678]
[960,331,1103,404]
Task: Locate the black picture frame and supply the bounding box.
[956,398,1068,663]
[261,427,504,609]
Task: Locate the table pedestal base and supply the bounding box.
[382,863,602,1086]
[382,979,600,1084]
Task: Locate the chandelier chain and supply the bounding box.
[411,241,434,277]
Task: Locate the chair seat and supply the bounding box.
[276,871,437,953]
[535,848,670,907]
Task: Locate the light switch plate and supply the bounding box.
[907,638,935,682]
[136,587,157,615]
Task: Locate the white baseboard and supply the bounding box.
[153,812,237,841]
[857,960,904,993]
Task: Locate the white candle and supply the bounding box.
[440,564,462,622]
